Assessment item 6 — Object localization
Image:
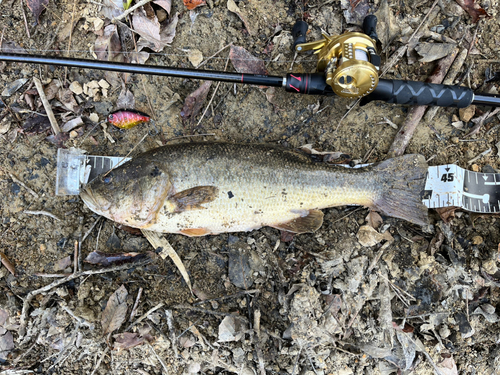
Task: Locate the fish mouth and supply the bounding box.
[80,187,101,214]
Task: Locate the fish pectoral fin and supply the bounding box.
[179,228,210,237]
[171,186,219,212]
[271,209,324,234]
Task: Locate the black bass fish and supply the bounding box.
[80,143,428,236]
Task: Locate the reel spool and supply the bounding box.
[294,16,381,99]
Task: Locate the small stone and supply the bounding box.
[98,79,110,89]
[471,164,480,172]
[89,113,99,123]
[69,81,83,95]
[69,130,78,138]
[87,80,100,89]
[482,259,498,275]
[40,244,46,252]
[157,9,167,22]
[439,325,451,339]
[451,114,459,122]
[472,235,483,245]
[451,136,460,144]
[459,105,476,122]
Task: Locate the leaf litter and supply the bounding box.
[101,285,128,335]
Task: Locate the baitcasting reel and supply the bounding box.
[292,15,381,99]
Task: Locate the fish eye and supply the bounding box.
[102,174,113,184]
[108,114,114,121]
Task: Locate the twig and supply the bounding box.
[388,49,459,157]
[64,0,78,85]
[365,240,393,275]
[196,57,231,127]
[19,0,30,39]
[193,289,260,306]
[33,77,61,135]
[73,240,78,274]
[4,170,39,198]
[90,347,109,375]
[103,132,148,177]
[0,252,16,276]
[129,287,143,322]
[125,302,164,332]
[165,309,178,359]
[112,0,152,23]
[61,304,95,330]
[254,309,266,375]
[23,210,61,221]
[81,216,102,244]
[196,43,233,70]
[19,259,151,337]
[146,343,170,373]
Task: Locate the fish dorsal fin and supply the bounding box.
[171,186,219,212]
[271,209,324,234]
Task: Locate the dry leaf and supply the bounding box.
[227,0,253,35]
[183,0,205,10]
[435,206,458,223]
[136,12,179,52]
[373,0,399,48]
[22,113,52,135]
[43,79,61,101]
[180,81,212,125]
[141,230,192,292]
[95,24,122,62]
[437,355,458,375]
[229,46,267,75]
[101,285,128,335]
[54,256,72,271]
[0,327,14,360]
[228,248,254,289]
[153,0,171,13]
[455,0,490,23]
[188,49,204,67]
[61,117,84,133]
[357,225,393,247]
[117,87,135,109]
[102,0,124,19]
[1,41,27,54]
[84,251,148,266]
[57,89,79,112]
[113,332,144,351]
[341,0,370,25]
[366,211,383,230]
[415,43,457,63]
[25,0,49,25]
[132,7,161,50]
[218,316,241,342]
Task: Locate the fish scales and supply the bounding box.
[80,142,429,236]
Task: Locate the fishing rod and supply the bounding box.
[1,16,499,108]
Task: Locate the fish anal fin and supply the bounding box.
[171,186,219,212]
[271,209,324,234]
[180,228,210,237]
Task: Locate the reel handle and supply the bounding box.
[292,21,309,50]
[362,79,474,107]
[362,15,378,41]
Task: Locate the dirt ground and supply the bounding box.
[0,0,500,374]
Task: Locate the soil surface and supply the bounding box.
[0,0,500,374]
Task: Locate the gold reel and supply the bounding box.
[296,32,380,98]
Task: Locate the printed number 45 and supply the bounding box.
[441,173,454,182]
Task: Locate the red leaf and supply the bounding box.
[180,81,212,124]
[26,0,49,25]
[455,0,490,23]
[183,0,206,10]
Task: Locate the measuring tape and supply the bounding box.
[56,148,500,213]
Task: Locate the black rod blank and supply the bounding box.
[0,53,284,88]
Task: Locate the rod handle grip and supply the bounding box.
[363,79,474,108]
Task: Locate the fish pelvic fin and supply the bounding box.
[271,209,324,233]
[371,154,429,226]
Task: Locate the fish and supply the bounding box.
[107,109,151,129]
[80,142,429,237]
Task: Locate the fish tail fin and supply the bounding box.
[371,154,429,226]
